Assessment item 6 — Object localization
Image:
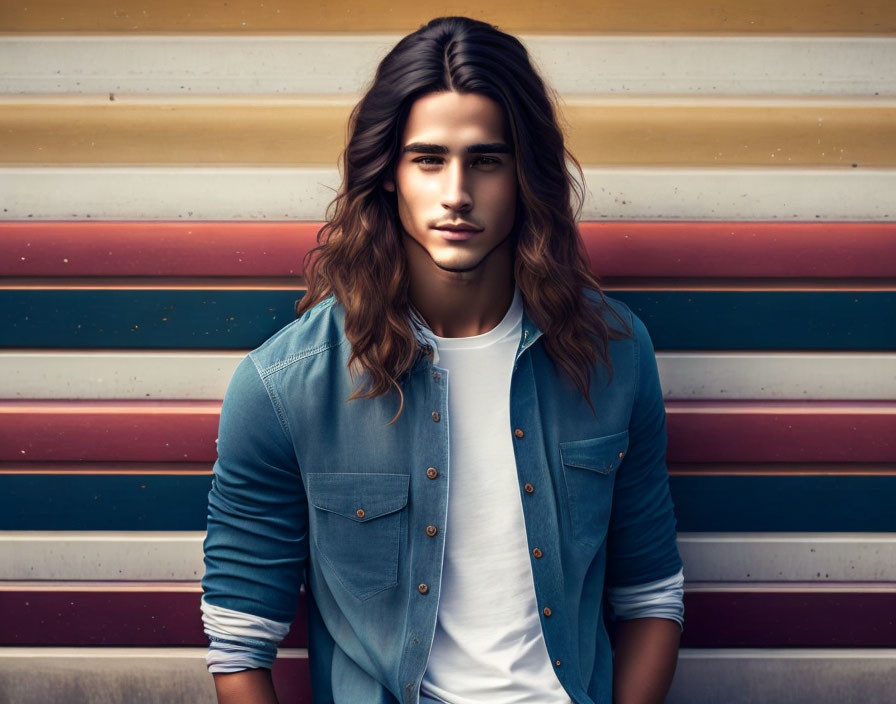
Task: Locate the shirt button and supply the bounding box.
[432,372,441,380]
[418,583,429,594]
[356,508,365,519]
[523,482,534,494]
[514,428,524,438]
[618,451,625,458]
[426,467,439,479]
[425,525,438,537]
[431,411,441,422]
[543,606,552,617]
[532,548,543,559]
[555,659,562,667]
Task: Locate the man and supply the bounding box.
[202,16,684,704]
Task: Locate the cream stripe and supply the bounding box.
[3,531,895,582]
[2,36,894,96]
[2,99,894,167]
[2,0,894,33]
[2,351,895,401]
[2,167,894,221]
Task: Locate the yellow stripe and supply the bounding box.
[2,0,895,33]
[2,101,895,167]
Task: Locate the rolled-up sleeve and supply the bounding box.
[201,354,308,668]
[605,312,683,589]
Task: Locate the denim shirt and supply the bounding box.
[201,293,682,704]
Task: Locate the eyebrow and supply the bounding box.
[401,142,512,155]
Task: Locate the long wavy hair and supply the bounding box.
[298,16,630,413]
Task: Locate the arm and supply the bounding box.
[201,355,309,703]
[605,312,684,702]
[213,669,279,704]
[612,618,681,704]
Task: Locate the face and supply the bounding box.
[387,91,517,276]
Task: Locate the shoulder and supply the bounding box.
[248,294,348,378]
[583,289,652,346]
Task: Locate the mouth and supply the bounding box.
[433,222,483,241]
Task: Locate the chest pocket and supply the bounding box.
[560,431,629,547]
[306,472,409,601]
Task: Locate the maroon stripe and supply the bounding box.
[680,589,896,647]
[666,401,896,463]
[4,221,895,278]
[3,585,893,648]
[3,400,894,464]
[271,657,311,703]
[0,587,308,647]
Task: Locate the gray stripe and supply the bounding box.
[4,532,896,581]
[2,167,895,221]
[1,36,893,96]
[669,649,896,704]
[3,351,894,401]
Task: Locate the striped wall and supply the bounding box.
[1,2,895,702]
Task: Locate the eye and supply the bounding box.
[471,156,502,169]
[413,156,443,168]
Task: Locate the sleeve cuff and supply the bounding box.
[606,567,685,628]
[201,597,291,672]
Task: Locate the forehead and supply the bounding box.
[401,91,508,146]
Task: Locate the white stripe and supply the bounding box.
[4,531,896,581]
[1,36,893,96]
[0,647,308,658]
[2,167,894,221]
[3,351,894,401]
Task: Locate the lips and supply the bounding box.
[433,223,483,233]
[433,224,482,242]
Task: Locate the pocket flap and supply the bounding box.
[560,431,630,475]
[306,472,409,521]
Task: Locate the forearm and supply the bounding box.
[612,617,681,704]
[213,669,279,704]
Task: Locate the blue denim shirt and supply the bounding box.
[201,293,682,704]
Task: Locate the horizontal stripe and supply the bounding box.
[5,351,895,401]
[4,221,894,278]
[3,400,893,463]
[1,473,895,531]
[679,585,896,647]
[4,531,895,582]
[669,649,896,704]
[3,36,894,96]
[1,648,894,704]
[0,648,308,704]
[2,583,893,647]
[3,289,895,349]
[678,533,896,581]
[666,401,896,463]
[2,167,895,221]
[3,100,895,167]
[3,0,894,32]
[0,584,307,647]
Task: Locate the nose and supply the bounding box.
[440,159,472,212]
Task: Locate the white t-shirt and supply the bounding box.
[418,288,571,704]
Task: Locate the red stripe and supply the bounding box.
[3,585,892,648]
[2,400,894,463]
[666,401,896,463]
[3,221,895,278]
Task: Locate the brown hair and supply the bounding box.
[298,16,630,413]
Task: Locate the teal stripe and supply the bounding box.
[2,290,895,350]
[1,474,894,531]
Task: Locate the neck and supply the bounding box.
[406,241,515,338]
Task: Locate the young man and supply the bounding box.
[202,16,684,704]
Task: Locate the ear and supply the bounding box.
[383,180,395,192]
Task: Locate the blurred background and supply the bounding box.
[0,1,894,702]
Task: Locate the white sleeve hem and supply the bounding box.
[606,567,685,627]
